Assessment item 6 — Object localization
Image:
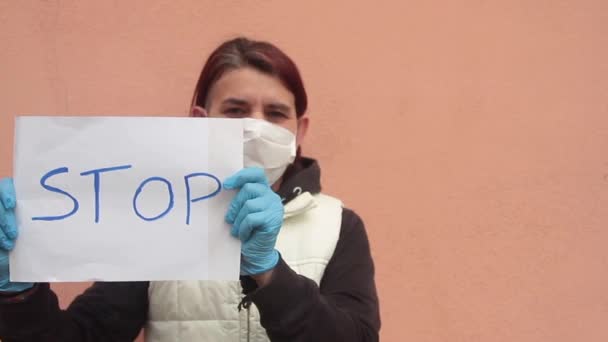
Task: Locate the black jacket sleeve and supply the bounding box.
[0,281,149,341]
[247,208,381,341]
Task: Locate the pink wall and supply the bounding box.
[2,1,608,341]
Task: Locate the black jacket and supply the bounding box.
[0,158,380,341]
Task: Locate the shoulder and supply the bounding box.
[339,208,369,242]
[312,193,367,239]
[341,207,364,226]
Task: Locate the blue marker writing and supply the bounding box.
[32,167,79,221]
[133,177,175,221]
[184,173,222,225]
[80,165,132,223]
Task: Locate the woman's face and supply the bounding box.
[191,67,308,145]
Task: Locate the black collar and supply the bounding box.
[276,157,322,204]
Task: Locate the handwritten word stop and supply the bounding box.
[33,165,222,225]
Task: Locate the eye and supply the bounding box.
[267,111,288,119]
[223,107,247,117]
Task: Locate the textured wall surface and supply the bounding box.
[1,1,607,341]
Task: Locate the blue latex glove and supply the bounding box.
[0,178,33,292]
[224,168,283,276]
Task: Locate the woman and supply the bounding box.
[0,37,380,341]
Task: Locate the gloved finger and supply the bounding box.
[0,178,16,210]
[233,197,268,234]
[238,211,267,242]
[223,167,268,190]
[230,221,239,238]
[0,226,15,251]
[0,201,6,229]
[0,205,17,240]
[225,183,268,224]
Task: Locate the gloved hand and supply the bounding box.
[0,178,33,292]
[224,168,283,276]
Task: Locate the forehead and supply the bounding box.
[207,67,295,107]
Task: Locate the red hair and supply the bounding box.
[191,37,308,117]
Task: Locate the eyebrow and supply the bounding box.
[221,98,292,113]
[221,98,249,106]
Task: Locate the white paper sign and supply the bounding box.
[10,116,242,282]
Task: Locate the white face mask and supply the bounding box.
[243,118,297,185]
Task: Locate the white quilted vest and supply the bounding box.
[145,192,343,342]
